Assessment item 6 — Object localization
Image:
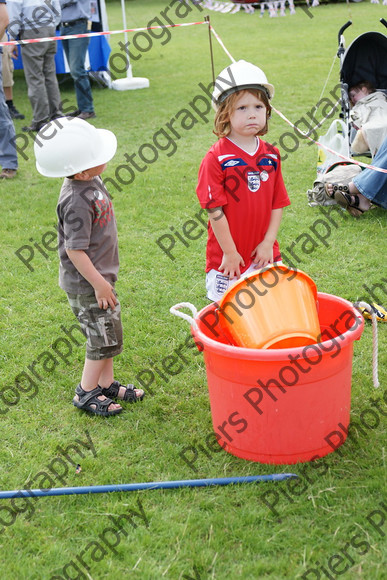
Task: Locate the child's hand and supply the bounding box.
[219,251,245,278]
[95,280,117,310]
[251,241,273,269]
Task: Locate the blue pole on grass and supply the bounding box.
[0,474,297,499]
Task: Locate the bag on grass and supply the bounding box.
[317,119,350,176]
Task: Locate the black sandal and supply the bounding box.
[345,194,366,217]
[73,384,122,416]
[101,380,145,403]
[325,182,350,203]
[325,183,364,217]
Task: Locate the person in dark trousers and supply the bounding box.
[60,0,95,119]
[7,0,63,132]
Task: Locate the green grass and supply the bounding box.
[0,1,386,578]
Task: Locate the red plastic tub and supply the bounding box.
[171,293,364,464]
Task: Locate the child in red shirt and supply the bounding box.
[196,60,290,301]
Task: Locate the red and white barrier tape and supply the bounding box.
[209,24,236,63]
[3,16,387,175]
[0,20,206,47]
[273,105,387,174]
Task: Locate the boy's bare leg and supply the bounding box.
[84,357,144,400]
[77,358,122,411]
[97,356,114,389]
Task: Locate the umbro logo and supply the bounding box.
[224,159,240,167]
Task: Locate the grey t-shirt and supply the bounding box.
[57,176,119,294]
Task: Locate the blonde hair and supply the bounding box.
[214,88,272,138]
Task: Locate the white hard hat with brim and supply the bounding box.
[212,60,275,110]
[34,117,118,178]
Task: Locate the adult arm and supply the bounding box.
[52,0,62,27]
[66,249,117,310]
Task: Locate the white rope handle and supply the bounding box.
[356,302,380,388]
[170,302,199,329]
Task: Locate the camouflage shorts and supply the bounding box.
[66,292,123,360]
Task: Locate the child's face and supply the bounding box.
[85,163,107,177]
[73,162,107,181]
[349,86,370,105]
[229,92,267,140]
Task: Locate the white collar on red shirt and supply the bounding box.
[225,136,260,156]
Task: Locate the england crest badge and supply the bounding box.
[247,171,261,192]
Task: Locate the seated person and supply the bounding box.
[349,81,375,105]
[325,135,387,216]
[349,81,387,157]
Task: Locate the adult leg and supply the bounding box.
[1,36,23,117]
[20,31,50,126]
[42,27,62,118]
[0,52,18,174]
[1,34,13,98]
[60,21,94,114]
[353,137,387,209]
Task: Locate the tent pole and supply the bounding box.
[111,0,149,91]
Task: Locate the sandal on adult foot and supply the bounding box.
[73,384,122,416]
[101,380,145,403]
[325,183,364,217]
[334,191,365,217]
[324,183,350,205]
[345,194,366,217]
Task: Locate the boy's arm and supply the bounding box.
[251,207,283,269]
[66,249,117,310]
[207,207,245,278]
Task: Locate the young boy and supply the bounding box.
[196,60,290,302]
[34,117,144,416]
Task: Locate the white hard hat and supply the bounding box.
[34,117,117,178]
[212,60,275,110]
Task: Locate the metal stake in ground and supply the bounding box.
[205,15,215,86]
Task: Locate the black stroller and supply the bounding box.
[337,18,387,157]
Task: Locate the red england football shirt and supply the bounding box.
[196,137,290,273]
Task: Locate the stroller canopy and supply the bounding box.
[341,31,387,90]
